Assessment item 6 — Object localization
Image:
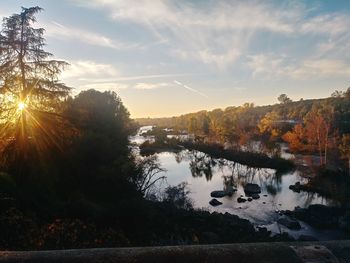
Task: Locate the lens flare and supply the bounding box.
[18,101,27,111]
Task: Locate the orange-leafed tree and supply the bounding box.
[304,105,334,165]
[282,123,306,152]
[258,111,281,139]
[283,104,335,165]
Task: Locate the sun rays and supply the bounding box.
[0,93,67,160]
[17,101,27,111]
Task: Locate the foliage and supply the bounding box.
[132,155,166,197]
[182,141,295,172]
[162,182,193,210]
[139,136,182,156]
[58,89,138,204]
[258,111,281,138]
[283,104,336,165]
[137,88,350,152]
[277,94,292,104]
[0,7,71,159]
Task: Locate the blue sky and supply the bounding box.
[1,0,350,117]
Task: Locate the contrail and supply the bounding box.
[173,80,209,98]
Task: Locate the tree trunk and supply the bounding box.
[19,12,28,148]
[317,127,322,165]
[324,126,329,165]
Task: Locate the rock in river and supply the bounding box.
[209,198,223,206]
[237,197,247,203]
[210,186,237,198]
[244,183,261,195]
[289,182,303,193]
[251,194,260,199]
[210,191,227,198]
[277,216,301,230]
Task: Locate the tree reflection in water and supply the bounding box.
[176,150,285,195]
[189,151,215,181]
[172,150,338,209]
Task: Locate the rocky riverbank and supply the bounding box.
[282,204,350,233]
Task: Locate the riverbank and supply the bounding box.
[0,193,293,250]
[182,141,295,173]
[139,139,183,156]
[140,139,295,173]
[289,168,350,203]
[282,204,350,233]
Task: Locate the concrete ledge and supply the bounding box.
[0,240,349,263]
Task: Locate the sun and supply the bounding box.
[18,101,27,111]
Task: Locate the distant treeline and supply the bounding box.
[137,91,350,172]
[136,94,350,136]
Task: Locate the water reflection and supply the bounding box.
[184,150,284,195]
[189,152,214,181]
[130,131,343,239]
[157,150,338,227]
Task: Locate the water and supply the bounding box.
[160,151,326,219]
[129,130,346,240]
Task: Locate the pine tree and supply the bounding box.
[0,7,71,154]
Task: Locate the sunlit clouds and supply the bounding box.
[2,0,349,117]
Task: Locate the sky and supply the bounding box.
[1,0,350,118]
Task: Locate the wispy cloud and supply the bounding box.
[173,80,208,98]
[61,60,119,80]
[300,13,350,36]
[78,73,190,83]
[71,0,299,69]
[71,0,350,73]
[45,21,140,50]
[79,82,129,92]
[247,54,350,80]
[134,82,169,90]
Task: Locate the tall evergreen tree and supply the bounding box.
[0,7,70,155]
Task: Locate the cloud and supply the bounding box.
[61,60,119,80]
[173,80,208,98]
[68,0,350,76]
[71,0,299,69]
[134,82,169,90]
[78,73,190,83]
[45,21,140,50]
[247,54,350,79]
[79,82,129,91]
[300,13,350,36]
[72,0,350,70]
[291,59,350,78]
[247,54,287,78]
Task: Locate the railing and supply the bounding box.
[0,240,349,263]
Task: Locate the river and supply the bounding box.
[130,127,347,240]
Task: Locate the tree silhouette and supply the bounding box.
[277,94,292,104]
[0,7,70,157]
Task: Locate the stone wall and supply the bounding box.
[0,240,349,263]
